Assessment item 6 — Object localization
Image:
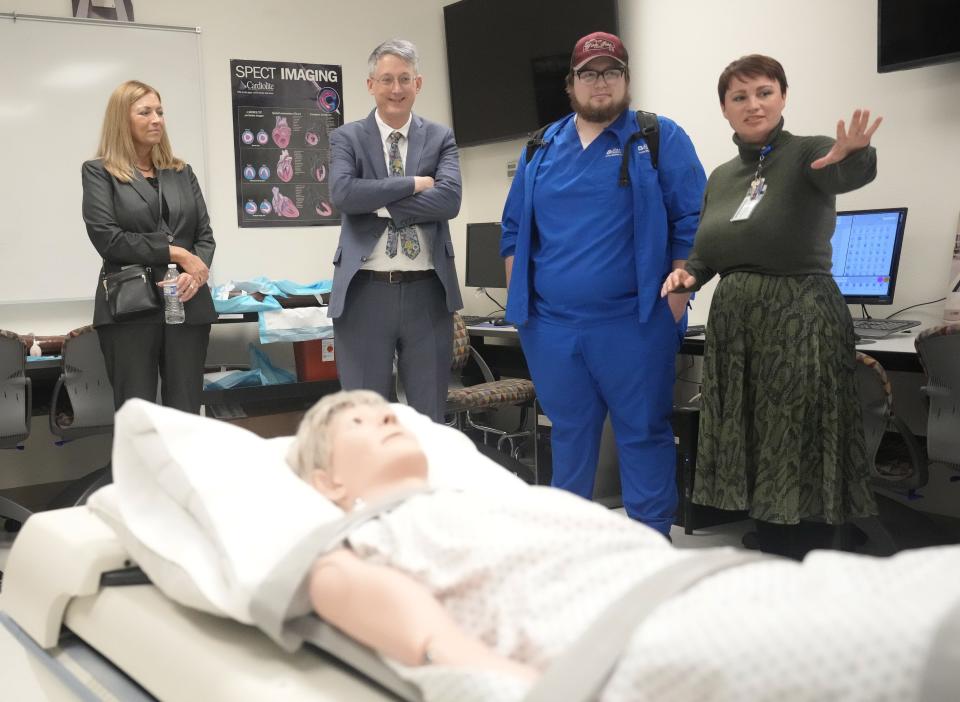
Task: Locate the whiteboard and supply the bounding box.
[0,13,206,304]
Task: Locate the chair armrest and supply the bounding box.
[890,414,929,488]
[919,385,951,399]
[48,374,66,435]
[467,346,497,383]
[24,376,31,435]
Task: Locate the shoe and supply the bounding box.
[741,531,760,550]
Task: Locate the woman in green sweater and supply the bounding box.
[661,54,883,558]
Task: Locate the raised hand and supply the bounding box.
[810,109,883,170]
[661,268,697,297]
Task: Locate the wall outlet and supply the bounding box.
[507,160,517,178]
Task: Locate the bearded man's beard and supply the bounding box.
[569,89,631,123]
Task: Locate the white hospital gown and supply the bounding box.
[346,487,960,701]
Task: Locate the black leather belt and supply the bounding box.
[356,269,436,284]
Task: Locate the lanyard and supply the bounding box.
[752,144,773,185]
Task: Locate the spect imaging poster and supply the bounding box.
[231,59,343,228]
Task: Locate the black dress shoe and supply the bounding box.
[741,531,760,550]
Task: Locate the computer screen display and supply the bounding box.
[465,222,507,289]
[830,207,908,305]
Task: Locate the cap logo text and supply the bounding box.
[584,38,616,52]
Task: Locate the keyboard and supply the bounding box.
[462,315,503,325]
[851,318,921,338]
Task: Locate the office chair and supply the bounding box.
[0,330,33,525]
[854,352,928,494]
[48,325,115,505]
[397,313,537,461]
[449,313,536,455]
[915,323,960,474]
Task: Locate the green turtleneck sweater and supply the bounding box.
[684,120,877,288]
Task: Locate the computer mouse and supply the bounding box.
[492,318,511,326]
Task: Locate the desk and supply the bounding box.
[680,329,923,372]
[466,322,933,505]
[22,314,337,419]
[465,324,527,379]
[469,325,925,378]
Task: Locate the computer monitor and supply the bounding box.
[830,207,908,305]
[465,222,507,288]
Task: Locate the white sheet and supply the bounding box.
[347,485,960,701]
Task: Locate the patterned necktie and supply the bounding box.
[385,131,421,259]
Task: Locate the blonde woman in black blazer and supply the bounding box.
[82,80,215,413]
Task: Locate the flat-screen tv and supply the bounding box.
[878,0,960,73]
[443,0,619,147]
[830,207,908,305]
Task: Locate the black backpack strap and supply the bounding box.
[525,123,552,164]
[618,110,660,186]
[637,110,660,169]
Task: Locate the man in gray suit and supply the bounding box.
[329,39,463,422]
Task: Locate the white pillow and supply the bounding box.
[390,403,528,494]
[109,399,341,625]
[88,484,223,617]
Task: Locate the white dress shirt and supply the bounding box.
[360,112,433,272]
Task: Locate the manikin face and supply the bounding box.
[129,92,165,152]
[569,57,629,124]
[314,404,428,508]
[367,54,422,129]
[721,74,786,145]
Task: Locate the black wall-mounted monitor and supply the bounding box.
[443,0,619,147]
[465,222,507,289]
[830,208,909,305]
[878,0,960,73]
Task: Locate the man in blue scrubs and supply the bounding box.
[500,32,706,535]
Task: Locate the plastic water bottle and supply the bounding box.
[163,264,185,324]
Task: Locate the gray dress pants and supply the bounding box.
[333,273,453,422]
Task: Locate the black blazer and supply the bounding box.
[82,159,216,326]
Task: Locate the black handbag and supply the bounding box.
[102,264,160,320]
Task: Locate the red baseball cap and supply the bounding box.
[571,32,628,70]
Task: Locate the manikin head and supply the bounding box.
[287,390,428,509]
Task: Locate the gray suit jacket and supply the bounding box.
[328,109,463,318]
[82,159,217,326]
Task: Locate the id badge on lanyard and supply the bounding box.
[731,144,772,222]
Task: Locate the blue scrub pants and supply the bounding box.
[519,305,681,534]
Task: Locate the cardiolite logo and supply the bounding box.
[584,37,616,52]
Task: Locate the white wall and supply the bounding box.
[4,0,959,330]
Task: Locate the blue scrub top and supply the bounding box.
[530,111,636,325]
